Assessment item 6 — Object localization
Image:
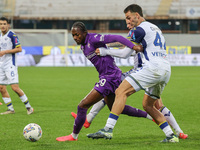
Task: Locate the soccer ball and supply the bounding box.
[23,123,42,142]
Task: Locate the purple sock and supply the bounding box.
[121,105,147,118]
[73,106,87,134]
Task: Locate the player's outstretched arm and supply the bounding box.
[95,44,143,58]
[96,47,135,58]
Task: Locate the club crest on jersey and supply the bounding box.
[87,43,90,48]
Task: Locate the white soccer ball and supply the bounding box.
[23,123,42,142]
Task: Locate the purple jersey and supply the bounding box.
[80,33,135,97]
[81,33,134,77]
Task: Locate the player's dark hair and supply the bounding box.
[124,4,143,17]
[72,22,87,33]
[0,16,10,23]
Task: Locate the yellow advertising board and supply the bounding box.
[166,46,191,54]
[43,46,66,55]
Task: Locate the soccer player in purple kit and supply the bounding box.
[56,21,146,141]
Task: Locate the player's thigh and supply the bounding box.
[116,79,136,97]
[79,89,103,109]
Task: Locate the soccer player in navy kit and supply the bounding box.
[0,16,33,115]
[56,21,145,141]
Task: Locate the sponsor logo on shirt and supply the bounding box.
[152,52,167,58]
[86,52,96,59]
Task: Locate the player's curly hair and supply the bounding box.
[124,4,143,17]
[72,22,87,33]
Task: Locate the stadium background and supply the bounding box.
[0,0,200,66]
[1,1,200,149]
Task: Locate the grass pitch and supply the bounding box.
[0,66,200,150]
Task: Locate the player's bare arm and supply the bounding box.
[0,46,22,57]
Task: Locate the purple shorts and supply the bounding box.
[94,71,122,97]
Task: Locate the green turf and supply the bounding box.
[1,66,200,150]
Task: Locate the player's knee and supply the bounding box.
[0,85,6,92]
[78,99,90,109]
[115,87,125,97]
[143,103,152,112]
[143,105,151,113]
[154,99,163,109]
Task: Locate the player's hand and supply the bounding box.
[133,45,143,53]
[95,48,100,55]
[0,51,6,57]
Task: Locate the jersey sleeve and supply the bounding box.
[128,27,145,44]
[91,34,135,49]
[11,34,21,48]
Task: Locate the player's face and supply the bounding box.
[0,20,9,33]
[125,11,140,29]
[71,27,86,45]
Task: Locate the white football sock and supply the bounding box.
[146,114,153,120]
[163,125,174,137]
[87,99,106,123]
[2,97,14,111]
[160,106,183,135]
[104,118,117,131]
[20,94,31,108]
[71,133,78,139]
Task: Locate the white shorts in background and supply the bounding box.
[125,63,171,99]
[0,65,19,85]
